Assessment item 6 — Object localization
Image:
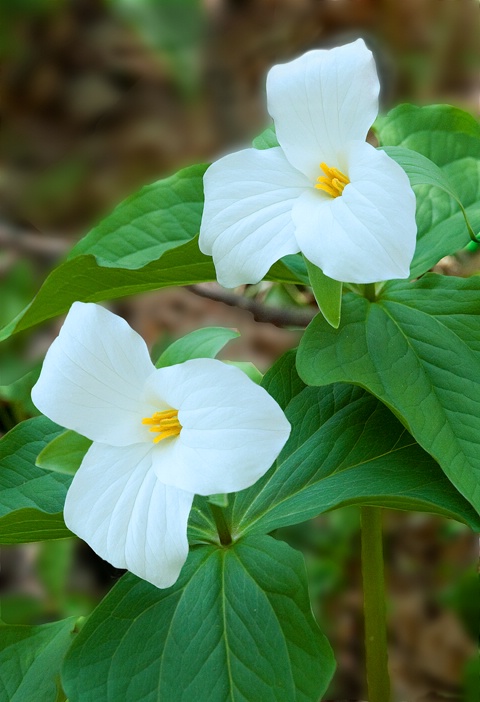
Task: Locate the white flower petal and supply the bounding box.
[292,142,417,283]
[199,147,310,287]
[143,359,291,496]
[32,302,156,446]
[64,442,193,589]
[266,39,379,180]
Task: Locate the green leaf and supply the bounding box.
[374,103,480,155]
[0,239,304,341]
[261,348,306,411]
[228,352,480,535]
[304,257,342,329]
[0,364,41,417]
[253,125,279,150]
[187,495,218,544]
[383,145,479,244]
[0,417,72,542]
[69,164,208,269]
[280,254,309,285]
[208,493,229,508]
[375,104,480,278]
[0,618,77,702]
[36,430,92,476]
[155,326,239,368]
[297,274,480,515]
[63,537,335,702]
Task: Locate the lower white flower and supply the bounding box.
[32,302,290,588]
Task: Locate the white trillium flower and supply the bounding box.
[199,39,417,286]
[32,302,290,589]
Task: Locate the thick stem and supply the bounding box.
[361,506,391,702]
[209,502,232,546]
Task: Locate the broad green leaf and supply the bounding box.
[0,417,72,542]
[280,254,309,285]
[155,326,239,368]
[375,104,480,278]
[383,145,479,243]
[0,239,304,341]
[304,257,342,329]
[375,104,480,156]
[0,618,77,702]
[69,164,208,269]
[297,274,480,514]
[228,353,480,536]
[0,364,40,417]
[63,537,335,702]
[36,430,92,476]
[261,348,306,411]
[187,495,218,544]
[252,125,279,150]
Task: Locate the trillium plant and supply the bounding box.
[1,38,479,702]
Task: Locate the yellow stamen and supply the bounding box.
[315,162,350,198]
[142,409,182,444]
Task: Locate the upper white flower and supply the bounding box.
[32,302,290,589]
[199,39,417,286]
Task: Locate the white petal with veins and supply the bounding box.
[64,442,193,589]
[199,147,309,287]
[267,39,379,180]
[32,302,156,446]
[293,142,417,283]
[145,359,291,495]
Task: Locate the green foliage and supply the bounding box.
[252,125,279,150]
[69,165,208,269]
[62,537,335,702]
[36,431,92,476]
[297,274,480,514]
[2,101,480,701]
[0,365,40,420]
[155,326,239,367]
[0,617,77,702]
[0,417,72,542]
[375,104,480,278]
[303,257,342,329]
[383,145,479,246]
[0,242,304,341]
[229,352,480,535]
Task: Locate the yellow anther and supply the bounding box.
[142,408,182,444]
[315,162,350,198]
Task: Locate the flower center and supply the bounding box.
[315,162,350,198]
[142,409,182,444]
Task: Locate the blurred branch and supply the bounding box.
[0,225,72,261]
[0,224,316,327]
[187,284,316,328]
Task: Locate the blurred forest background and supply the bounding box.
[0,1,479,700]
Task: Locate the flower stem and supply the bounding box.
[361,283,377,302]
[209,502,232,546]
[360,506,391,702]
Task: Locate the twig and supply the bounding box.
[0,225,72,260]
[0,224,317,328]
[187,283,316,328]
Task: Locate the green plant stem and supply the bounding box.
[362,283,377,302]
[361,506,391,702]
[209,503,232,546]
